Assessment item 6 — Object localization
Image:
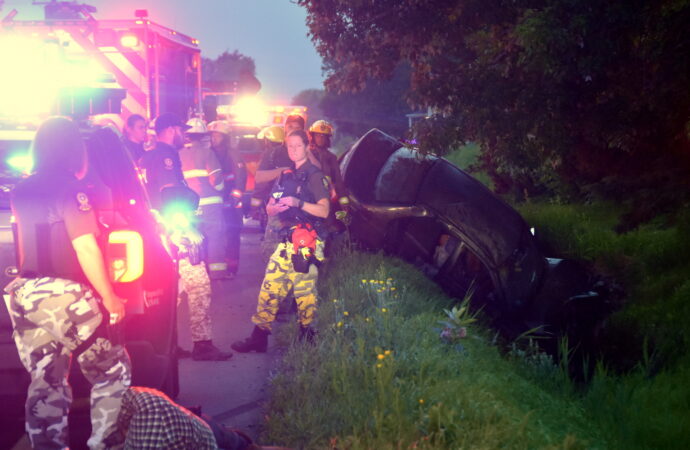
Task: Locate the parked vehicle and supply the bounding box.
[340,129,605,338]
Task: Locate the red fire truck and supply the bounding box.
[0,1,202,129]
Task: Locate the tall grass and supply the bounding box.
[263,252,610,449]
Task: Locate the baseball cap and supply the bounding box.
[154,112,192,134]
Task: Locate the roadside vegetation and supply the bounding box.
[262,247,689,448]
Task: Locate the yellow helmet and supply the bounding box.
[207,120,231,135]
[257,125,285,144]
[309,119,333,136]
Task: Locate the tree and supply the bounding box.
[202,50,260,95]
[292,89,325,124]
[298,0,690,225]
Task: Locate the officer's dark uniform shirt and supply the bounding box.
[121,136,145,164]
[268,161,329,232]
[138,141,185,209]
[12,172,100,285]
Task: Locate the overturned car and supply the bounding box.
[340,129,605,339]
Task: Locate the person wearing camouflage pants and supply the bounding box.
[5,277,131,449]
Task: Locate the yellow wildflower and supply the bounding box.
[377,354,385,360]
[332,299,338,303]
[361,279,367,283]
[376,363,383,368]
[343,311,349,316]
[381,308,388,313]
[384,350,392,356]
[337,321,343,327]
[391,287,397,291]
[370,279,376,283]
[365,317,370,322]
[419,398,425,404]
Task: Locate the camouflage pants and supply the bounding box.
[178,257,212,342]
[5,277,132,450]
[252,240,324,332]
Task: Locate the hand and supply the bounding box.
[267,197,289,216]
[103,293,127,325]
[279,196,300,208]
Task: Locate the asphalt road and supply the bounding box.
[8,221,281,449]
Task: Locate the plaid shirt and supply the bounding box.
[104,387,218,449]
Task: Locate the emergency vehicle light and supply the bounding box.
[6,153,34,174]
[108,230,144,283]
[119,33,139,48]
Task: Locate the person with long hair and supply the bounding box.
[6,117,132,448]
[232,130,330,352]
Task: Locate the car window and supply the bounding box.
[374,146,434,204]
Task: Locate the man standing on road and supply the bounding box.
[121,113,148,163]
[180,118,229,280]
[140,113,232,361]
[209,120,247,278]
[6,117,132,449]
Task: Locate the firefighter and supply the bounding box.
[180,117,229,280]
[208,120,247,277]
[140,113,231,361]
[121,113,148,162]
[6,117,132,449]
[252,125,285,234]
[308,119,350,239]
[231,130,330,352]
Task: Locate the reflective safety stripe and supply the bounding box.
[199,196,223,206]
[209,262,227,271]
[225,174,235,181]
[183,169,209,179]
[231,189,243,198]
[214,181,225,191]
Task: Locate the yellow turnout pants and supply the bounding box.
[252,240,324,331]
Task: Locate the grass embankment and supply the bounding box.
[263,253,608,449]
[262,207,690,448]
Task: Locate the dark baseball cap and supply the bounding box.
[154,112,191,134]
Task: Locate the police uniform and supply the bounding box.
[212,141,247,276]
[179,139,228,278]
[7,172,132,449]
[137,143,216,351]
[251,161,329,331]
[139,141,185,210]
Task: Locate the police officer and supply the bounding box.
[252,125,285,233]
[6,117,132,449]
[140,113,231,361]
[121,113,148,163]
[208,120,248,277]
[180,117,229,280]
[231,129,330,352]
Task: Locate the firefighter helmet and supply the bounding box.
[208,120,231,135]
[258,125,285,144]
[309,120,334,136]
[185,117,208,134]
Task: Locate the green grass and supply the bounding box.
[263,252,611,449]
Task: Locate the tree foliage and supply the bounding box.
[298,0,690,224]
[202,50,260,95]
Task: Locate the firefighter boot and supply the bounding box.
[231,326,270,353]
[192,340,233,361]
[299,325,316,344]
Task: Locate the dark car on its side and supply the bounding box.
[340,129,603,338]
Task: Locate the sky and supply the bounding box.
[1,0,326,103]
